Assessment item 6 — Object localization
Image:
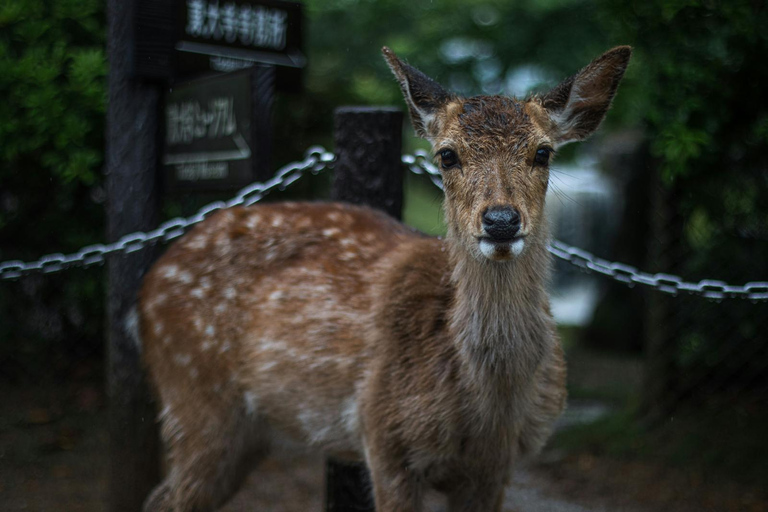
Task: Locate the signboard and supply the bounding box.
[134,0,304,88]
[162,69,270,192]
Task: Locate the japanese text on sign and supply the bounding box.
[185,0,288,51]
[166,97,237,145]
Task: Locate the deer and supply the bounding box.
[138,46,631,511]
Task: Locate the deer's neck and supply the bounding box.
[447,234,554,392]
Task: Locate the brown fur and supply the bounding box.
[140,46,631,511]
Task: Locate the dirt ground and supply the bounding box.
[2,380,766,512]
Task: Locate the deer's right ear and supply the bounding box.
[383,47,452,139]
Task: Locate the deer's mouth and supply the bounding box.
[477,235,526,260]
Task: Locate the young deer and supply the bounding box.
[139,46,630,511]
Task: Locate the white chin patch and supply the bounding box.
[479,238,526,260]
[510,238,526,256]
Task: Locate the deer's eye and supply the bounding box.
[534,147,552,167]
[439,149,460,169]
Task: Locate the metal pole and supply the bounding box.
[326,106,404,511]
[106,0,162,509]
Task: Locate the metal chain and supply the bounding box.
[402,152,768,302]
[0,146,334,281]
[1,146,766,301]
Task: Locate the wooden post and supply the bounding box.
[331,107,404,219]
[326,106,403,511]
[251,64,276,182]
[106,0,162,509]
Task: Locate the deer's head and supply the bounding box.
[384,47,631,262]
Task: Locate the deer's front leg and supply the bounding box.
[363,425,424,512]
[446,480,506,512]
[365,450,424,512]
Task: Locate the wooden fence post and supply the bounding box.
[106,0,162,509]
[326,106,404,511]
[332,107,404,218]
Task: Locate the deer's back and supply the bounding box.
[139,202,426,454]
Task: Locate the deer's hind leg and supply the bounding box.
[143,389,268,512]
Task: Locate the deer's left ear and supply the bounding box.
[542,46,631,146]
[383,47,453,139]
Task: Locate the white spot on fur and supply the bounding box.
[224,288,236,300]
[193,317,203,331]
[185,235,208,250]
[244,392,258,416]
[323,228,341,237]
[339,238,354,247]
[148,293,167,311]
[339,251,357,261]
[298,409,333,446]
[205,324,215,337]
[260,361,277,371]
[191,288,205,299]
[200,276,212,289]
[160,265,179,279]
[327,212,341,222]
[153,323,164,336]
[201,341,212,351]
[178,271,193,284]
[259,339,288,352]
[479,239,497,259]
[270,215,283,228]
[124,307,141,354]
[264,249,278,262]
[268,290,284,301]
[246,215,261,229]
[219,341,231,353]
[215,303,227,314]
[341,397,359,435]
[189,368,198,379]
[511,238,526,256]
[174,353,192,367]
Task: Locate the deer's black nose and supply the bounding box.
[482,206,521,241]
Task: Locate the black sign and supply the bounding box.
[134,0,304,85]
[163,70,261,192]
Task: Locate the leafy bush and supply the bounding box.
[0,0,106,381]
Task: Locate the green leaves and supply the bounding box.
[0,0,106,364]
[653,123,710,182]
[0,0,106,186]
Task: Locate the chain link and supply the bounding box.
[0,146,333,281]
[1,147,766,301]
[403,153,768,302]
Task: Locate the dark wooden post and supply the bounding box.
[251,64,277,182]
[326,106,403,511]
[106,0,162,509]
[332,107,404,219]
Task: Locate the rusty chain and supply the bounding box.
[1,146,766,301]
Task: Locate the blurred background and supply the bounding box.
[1,0,767,510]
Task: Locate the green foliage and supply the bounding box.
[593,0,768,384]
[554,406,768,487]
[0,0,106,380]
[598,0,768,183]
